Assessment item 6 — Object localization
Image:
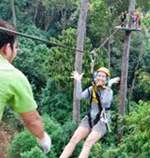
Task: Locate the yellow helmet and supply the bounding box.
[96,67,110,77]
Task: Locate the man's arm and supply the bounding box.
[11,70,51,153]
[20,110,44,139]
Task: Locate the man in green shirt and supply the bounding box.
[0,20,51,153]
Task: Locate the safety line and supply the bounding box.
[0,27,84,53]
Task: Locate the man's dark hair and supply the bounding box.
[0,20,17,49]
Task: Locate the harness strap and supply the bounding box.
[105,107,110,111]
[87,86,103,128]
[87,88,93,128]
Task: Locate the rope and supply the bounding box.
[98,12,127,50]
[1,10,140,56]
[89,26,120,73]
[99,28,119,49]
[0,27,84,53]
[0,25,120,55]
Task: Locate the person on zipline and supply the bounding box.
[60,67,119,158]
[0,20,51,153]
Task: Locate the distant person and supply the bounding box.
[59,67,120,158]
[132,14,136,28]
[0,20,51,153]
[120,11,127,27]
[139,13,144,28]
[134,12,140,28]
[126,12,130,28]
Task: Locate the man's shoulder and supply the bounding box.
[0,63,27,81]
[11,67,28,82]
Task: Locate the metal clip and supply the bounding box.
[90,50,97,74]
[90,50,97,63]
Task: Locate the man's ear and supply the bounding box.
[4,43,11,50]
[3,43,11,54]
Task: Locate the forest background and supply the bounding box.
[0,0,150,157]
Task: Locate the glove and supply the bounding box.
[70,71,84,81]
[100,117,108,125]
[108,77,120,87]
[36,132,51,154]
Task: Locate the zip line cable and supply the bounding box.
[0,12,139,56]
[0,26,119,54]
[0,26,84,53]
[98,14,126,49]
[99,16,134,49]
[99,28,119,49]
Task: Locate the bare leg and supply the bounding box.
[79,130,102,158]
[59,126,90,158]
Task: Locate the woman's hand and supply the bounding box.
[71,71,84,81]
[108,77,120,87]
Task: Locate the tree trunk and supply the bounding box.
[107,8,112,69]
[73,0,89,123]
[118,0,137,142]
[62,0,67,31]
[108,37,111,69]
[10,0,16,26]
[44,9,53,31]
[34,0,44,27]
[119,0,137,117]
[119,31,131,116]
[34,0,40,23]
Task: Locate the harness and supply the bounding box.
[87,85,103,128]
[89,50,111,129]
[87,85,110,129]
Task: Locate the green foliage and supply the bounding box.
[3,107,24,131]
[8,114,78,158]
[1,0,150,157]
[13,25,50,102]
[36,0,79,33]
[137,0,150,12]
[138,72,150,95]
[90,143,102,158]
[40,0,65,10]
[88,0,110,46]
[0,0,12,20]
[44,28,93,89]
[20,146,48,158]
[0,0,37,24]
[42,114,78,157]
[104,101,150,158]
[127,101,139,112]
[7,130,37,158]
[143,12,150,28]
[40,78,72,123]
[38,114,65,157]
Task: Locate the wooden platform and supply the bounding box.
[115,26,142,32]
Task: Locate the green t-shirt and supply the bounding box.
[0,54,37,123]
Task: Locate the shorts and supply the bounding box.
[79,115,107,136]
